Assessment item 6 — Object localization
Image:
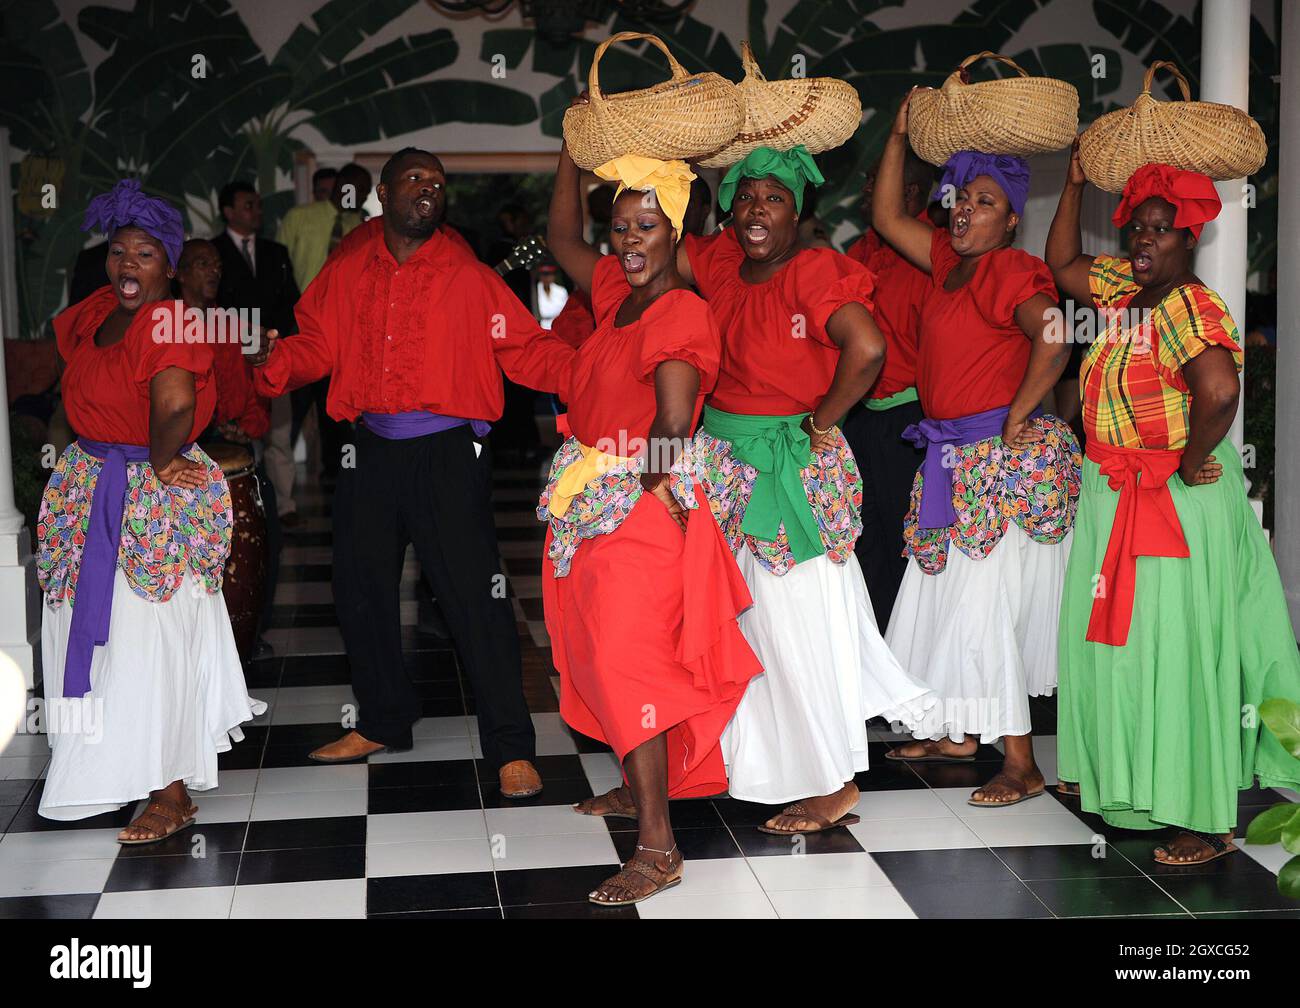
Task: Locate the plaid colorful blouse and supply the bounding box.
[1082,256,1243,450]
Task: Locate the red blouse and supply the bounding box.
[685,232,874,416]
[846,226,933,400]
[54,287,215,445]
[565,256,720,450]
[254,225,575,421]
[211,340,269,439]
[550,288,596,349]
[916,229,1056,420]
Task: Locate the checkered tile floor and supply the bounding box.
[3,453,1298,920]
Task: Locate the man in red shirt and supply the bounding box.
[842,150,937,630]
[252,149,575,798]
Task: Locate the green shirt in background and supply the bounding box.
[276,200,363,291]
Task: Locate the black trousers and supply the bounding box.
[842,399,925,631]
[332,424,536,765]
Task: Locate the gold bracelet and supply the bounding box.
[808,415,833,436]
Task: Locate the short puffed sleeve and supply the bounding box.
[634,290,721,392]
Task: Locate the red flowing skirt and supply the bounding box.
[543,494,761,798]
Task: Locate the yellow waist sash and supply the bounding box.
[548,441,634,518]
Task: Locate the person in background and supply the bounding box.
[535,262,569,330]
[212,180,302,526]
[174,238,279,658]
[587,183,616,253]
[278,163,374,484]
[840,150,935,630]
[312,167,338,204]
[490,202,544,463]
[249,148,574,800]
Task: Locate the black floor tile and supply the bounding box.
[898,879,1054,919]
[1156,871,1300,914]
[480,774,592,809]
[104,851,241,892]
[421,697,470,717]
[281,654,352,686]
[236,845,366,886]
[7,797,134,833]
[278,564,333,582]
[1027,875,1187,917]
[115,820,247,859]
[735,825,865,858]
[0,894,100,919]
[367,871,498,914]
[369,760,478,790]
[244,815,366,851]
[612,827,742,861]
[264,723,352,748]
[367,783,483,814]
[259,745,334,769]
[1195,909,1300,919]
[872,847,1019,888]
[242,658,282,689]
[992,843,1144,881]
[0,779,37,805]
[496,865,622,907]
[602,797,725,832]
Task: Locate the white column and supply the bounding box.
[1198,0,1251,450]
[1275,3,1300,630]
[0,127,41,688]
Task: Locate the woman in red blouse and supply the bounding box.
[872,91,1080,808]
[36,181,263,839]
[542,133,761,905]
[675,145,934,837]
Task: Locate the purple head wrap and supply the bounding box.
[82,179,185,268]
[939,151,1030,216]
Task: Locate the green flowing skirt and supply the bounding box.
[1057,439,1300,833]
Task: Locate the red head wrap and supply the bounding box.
[1112,163,1221,239]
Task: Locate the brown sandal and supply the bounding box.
[574,785,638,821]
[588,844,683,906]
[1153,830,1238,866]
[118,797,198,846]
[885,739,976,763]
[757,801,861,835]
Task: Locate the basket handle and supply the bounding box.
[588,31,689,100]
[955,51,1028,83]
[739,40,767,82]
[1142,60,1192,100]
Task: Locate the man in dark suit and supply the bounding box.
[212,180,303,528]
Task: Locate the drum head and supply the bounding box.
[203,442,255,478]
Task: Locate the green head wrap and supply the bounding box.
[717,145,825,217]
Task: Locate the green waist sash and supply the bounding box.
[866,386,919,412]
[701,405,822,563]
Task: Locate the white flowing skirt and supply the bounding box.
[722,551,935,804]
[886,523,1070,743]
[39,571,266,821]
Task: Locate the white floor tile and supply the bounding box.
[748,851,892,891]
[636,891,777,919]
[769,885,916,919]
[0,829,122,862]
[189,793,254,824]
[533,732,578,756]
[657,858,762,897]
[230,878,366,919]
[486,804,617,839]
[249,789,367,821]
[853,789,955,821]
[368,737,476,763]
[0,733,49,757]
[366,810,488,845]
[0,756,49,780]
[847,816,983,852]
[964,813,1100,847]
[95,886,234,919]
[0,856,117,897]
[274,685,356,706]
[579,752,620,780]
[411,716,474,740]
[196,769,260,798]
[270,703,352,726]
[491,831,619,871]
[932,786,1078,819]
[254,765,369,793]
[367,837,495,877]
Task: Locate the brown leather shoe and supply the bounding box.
[308,730,388,764]
[499,759,543,799]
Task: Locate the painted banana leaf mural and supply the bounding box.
[2,0,541,338]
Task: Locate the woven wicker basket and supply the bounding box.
[696,41,862,169]
[562,32,744,171]
[907,51,1079,166]
[1078,61,1267,193]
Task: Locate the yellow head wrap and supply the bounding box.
[593,155,696,236]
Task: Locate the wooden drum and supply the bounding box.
[205,443,267,660]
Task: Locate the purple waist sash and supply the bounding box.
[903,405,1041,530]
[64,439,192,698]
[361,410,491,440]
